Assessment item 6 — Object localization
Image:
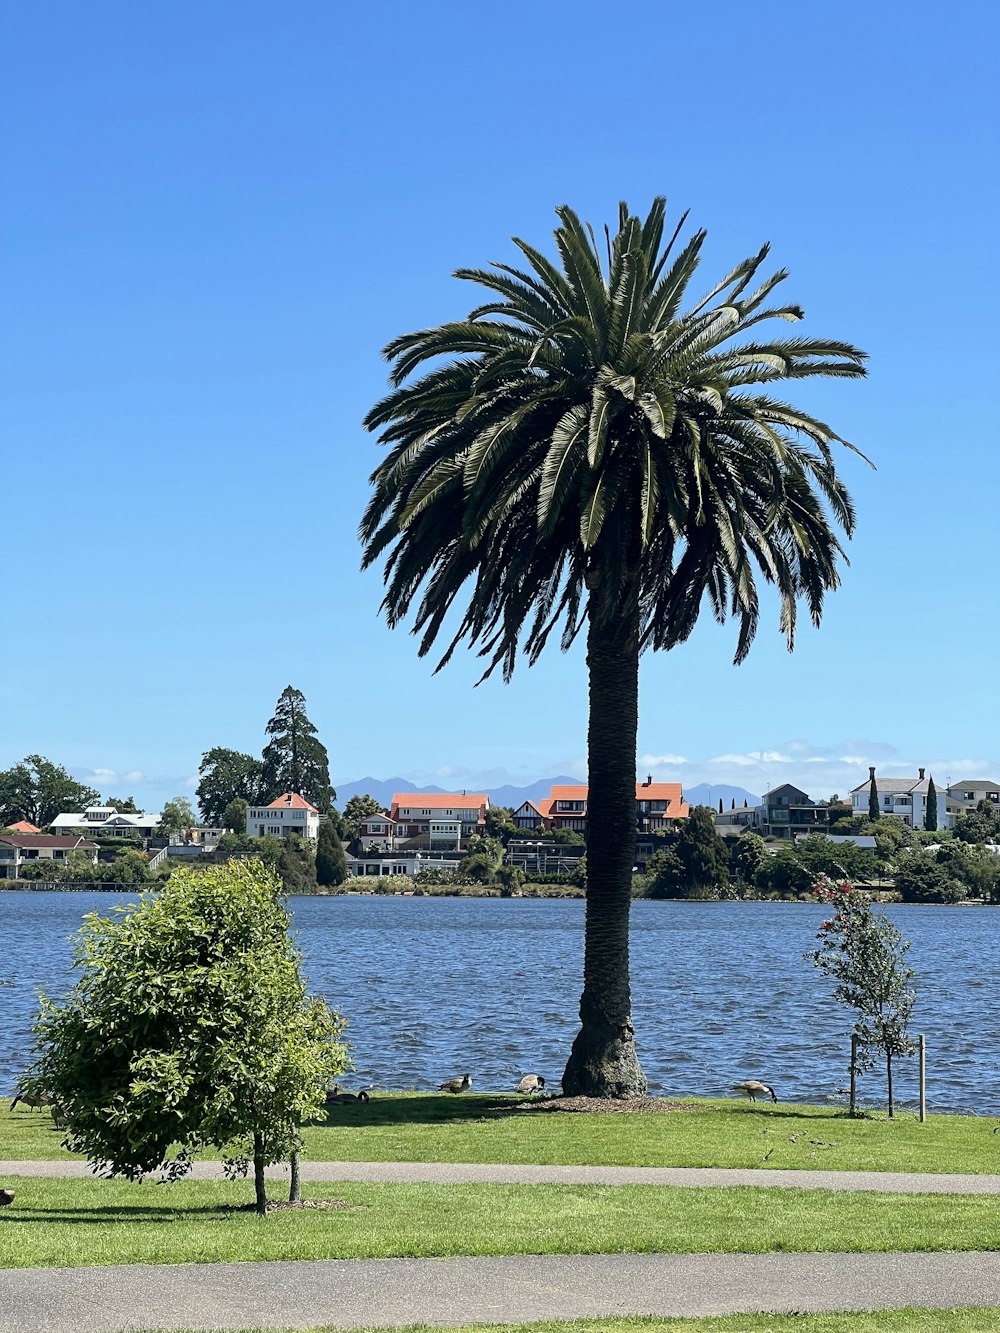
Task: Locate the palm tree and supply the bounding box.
[361,199,868,1097]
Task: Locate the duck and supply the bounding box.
[515,1073,545,1094]
[732,1079,778,1104]
[438,1073,472,1094]
[0,1189,14,1207]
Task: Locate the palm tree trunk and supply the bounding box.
[562,609,647,1098]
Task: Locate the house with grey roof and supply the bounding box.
[946,781,1000,825]
[850,767,941,829]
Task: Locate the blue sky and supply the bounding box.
[2,0,996,811]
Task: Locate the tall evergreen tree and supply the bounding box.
[868,769,881,821]
[316,819,348,888]
[925,776,937,832]
[362,198,866,1096]
[196,749,265,826]
[261,687,333,813]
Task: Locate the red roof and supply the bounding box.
[390,793,489,812]
[4,820,40,834]
[266,793,319,813]
[0,834,98,849]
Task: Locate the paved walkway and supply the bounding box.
[4,1158,1000,1193]
[2,1251,1000,1331]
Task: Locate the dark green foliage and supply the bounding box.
[732,830,767,883]
[869,772,880,821]
[646,807,729,898]
[25,860,348,1213]
[361,197,866,1095]
[894,852,972,903]
[0,756,101,828]
[755,847,813,896]
[196,749,266,826]
[261,687,333,813]
[925,777,937,832]
[104,795,139,813]
[794,835,878,884]
[222,797,249,834]
[457,851,497,883]
[484,806,518,843]
[808,878,916,1117]
[342,794,383,838]
[215,832,283,866]
[315,819,348,887]
[276,835,317,894]
[954,798,1000,845]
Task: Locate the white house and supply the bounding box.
[946,781,1000,826]
[50,805,161,838]
[246,792,320,840]
[850,768,941,829]
[356,813,398,852]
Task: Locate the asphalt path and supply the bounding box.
[2,1251,1000,1331]
[4,1158,1000,1193]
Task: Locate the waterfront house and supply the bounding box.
[757,785,831,840]
[0,834,99,880]
[246,792,320,840]
[946,781,1000,825]
[850,767,939,829]
[50,805,162,839]
[389,793,489,851]
[515,779,688,834]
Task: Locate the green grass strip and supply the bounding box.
[6,1094,1000,1175]
[165,1317,1000,1333]
[2,1177,999,1270]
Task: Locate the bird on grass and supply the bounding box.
[515,1073,545,1094]
[10,1089,49,1112]
[0,1190,14,1207]
[439,1073,472,1094]
[325,1086,371,1105]
[732,1079,778,1104]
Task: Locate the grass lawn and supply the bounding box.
[2,1176,1000,1269]
[152,1317,1000,1333]
[8,1094,996,1175]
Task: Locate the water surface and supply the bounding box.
[1,892,996,1113]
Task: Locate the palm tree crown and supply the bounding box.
[361,198,868,676]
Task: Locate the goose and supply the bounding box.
[732,1079,778,1104]
[10,1088,48,1112]
[325,1085,371,1105]
[438,1073,472,1094]
[515,1073,545,1094]
[0,1189,14,1207]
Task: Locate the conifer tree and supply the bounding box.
[261,687,333,812]
[925,776,937,832]
[868,769,880,821]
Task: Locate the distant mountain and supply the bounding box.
[684,783,760,810]
[333,774,585,812]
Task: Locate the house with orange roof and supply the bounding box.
[246,792,320,840]
[3,820,41,834]
[514,777,688,834]
[389,792,489,852]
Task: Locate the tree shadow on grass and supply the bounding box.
[0,1200,283,1224]
[309,1093,522,1128]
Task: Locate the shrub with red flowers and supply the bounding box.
[807,876,916,1117]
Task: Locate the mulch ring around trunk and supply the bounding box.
[513,1095,703,1114]
[235,1198,366,1212]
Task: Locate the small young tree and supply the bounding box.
[808,877,916,1117]
[924,777,937,832]
[26,859,348,1213]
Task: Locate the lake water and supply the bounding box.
[1,892,997,1114]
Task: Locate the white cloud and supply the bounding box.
[638,753,689,767]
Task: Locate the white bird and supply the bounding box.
[732,1079,778,1104]
[438,1073,472,1094]
[515,1073,545,1094]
